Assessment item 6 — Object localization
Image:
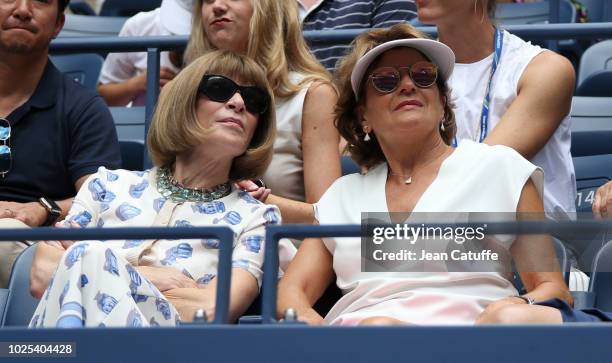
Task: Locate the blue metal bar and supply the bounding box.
[48,23,612,54]
[144,48,160,169]
[0,226,235,324]
[260,220,612,324]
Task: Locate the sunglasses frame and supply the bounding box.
[0,117,11,178]
[368,62,439,94]
[198,74,270,115]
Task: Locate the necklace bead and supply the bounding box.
[156,167,232,202]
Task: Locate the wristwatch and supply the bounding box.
[512,295,536,305]
[38,197,62,226]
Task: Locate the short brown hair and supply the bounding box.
[334,24,456,169]
[147,51,276,181]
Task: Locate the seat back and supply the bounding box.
[119,140,145,171]
[59,14,127,37]
[576,70,612,97]
[590,241,612,311]
[578,40,612,86]
[573,154,612,213]
[51,54,104,91]
[110,107,146,141]
[100,0,162,17]
[1,245,39,327]
[495,0,559,24]
[341,155,360,176]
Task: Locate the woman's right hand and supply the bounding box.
[136,266,198,292]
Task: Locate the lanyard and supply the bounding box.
[453,28,504,147]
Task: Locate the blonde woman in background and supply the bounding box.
[185,0,341,226]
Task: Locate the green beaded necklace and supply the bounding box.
[156,166,232,202]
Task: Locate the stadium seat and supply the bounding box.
[59,14,127,37]
[570,96,612,157]
[573,154,612,213]
[577,40,612,86]
[495,0,561,24]
[68,1,97,16]
[110,107,146,140]
[100,0,162,17]
[589,241,612,311]
[119,140,145,171]
[576,70,612,97]
[1,245,39,327]
[51,54,104,91]
[579,0,605,22]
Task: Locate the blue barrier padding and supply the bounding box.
[0,227,234,324]
[0,325,610,363]
[261,221,612,323]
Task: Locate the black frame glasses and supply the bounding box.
[198,74,270,115]
[368,62,439,94]
[0,118,11,178]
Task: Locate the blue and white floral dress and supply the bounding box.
[29,167,282,328]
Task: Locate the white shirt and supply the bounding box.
[449,30,576,216]
[314,141,543,325]
[98,9,181,106]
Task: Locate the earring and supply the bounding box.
[363,126,371,141]
[440,120,446,132]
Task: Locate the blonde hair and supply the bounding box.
[184,0,331,98]
[147,50,276,181]
[334,24,456,169]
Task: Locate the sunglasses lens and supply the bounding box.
[371,68,400,93]
[201,76,237,103]
[0,145,10,175]
[0,118,10,142]
[241,87,269,115]
[410,62,438,88]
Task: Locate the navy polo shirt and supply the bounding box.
[0,60,121,203]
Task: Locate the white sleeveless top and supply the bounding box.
[262,73,310,202]
[314,141,543,325]
[449,30,575,216]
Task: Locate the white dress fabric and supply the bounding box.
[449,30,576,216]
[314,141,544,326]
[98,9,181,106]
[262,73,310,202]
[29,167,282,328]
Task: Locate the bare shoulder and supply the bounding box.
[305,80,338,101]
[520,51,576,89]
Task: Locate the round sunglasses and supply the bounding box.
[198,75,270,115]
[368,62,438,94]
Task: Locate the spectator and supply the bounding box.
[97,0,192,106]
[298,0,417,71]
[185,0,341,225]
[417,0,576,217]
[277,24,571,326]
[594,181,612,219]
[29,51,281,327]
[0,0,121,288]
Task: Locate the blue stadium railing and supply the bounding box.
[49,22,612,169]
[0,227,235,325]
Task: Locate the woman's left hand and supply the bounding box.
[163,287,216,322]
[235,180,271,202]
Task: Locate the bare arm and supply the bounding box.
[97,67,176,107]
[484,51,575,159]
[513,179,572,304]
[277,237,335,325]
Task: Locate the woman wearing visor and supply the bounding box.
[277,24,571,326]
[29,51,279,327]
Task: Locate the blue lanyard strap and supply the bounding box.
[453,28,504,147]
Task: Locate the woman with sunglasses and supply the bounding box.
[28,51,280,327]
[184,0,341,227]
[277,24,571,326]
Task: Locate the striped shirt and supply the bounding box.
[299,0,417,71]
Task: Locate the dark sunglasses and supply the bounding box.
[198,75,270,115]
[0,118,11,178]
[368,62,438,93]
